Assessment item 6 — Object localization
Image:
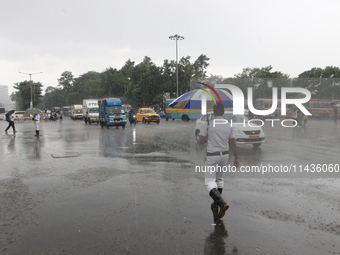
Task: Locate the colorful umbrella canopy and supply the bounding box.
[168,89,233,110]
[25,108,42,115]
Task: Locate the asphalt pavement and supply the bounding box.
[1,117,340,254]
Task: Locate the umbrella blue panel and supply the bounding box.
[169,89,233,109]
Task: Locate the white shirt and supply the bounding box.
[34,114,40,123]
[200,116,235,153]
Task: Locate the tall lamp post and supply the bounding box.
[19,71,42,108]
[169,34,184,98]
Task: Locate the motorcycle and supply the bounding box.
[129,114,137,125]
[49,113,57,121]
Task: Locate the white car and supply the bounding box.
[194,112,265,147]
[12,111,26,120]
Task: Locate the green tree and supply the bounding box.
[68,71,103,104]
[39,86,67,109]
[178,56,195,95]
[202,74,224,87]
[163,55,211,97]
[161,59,176,97]
[232,66,290,99]
[13,80,43,109]
[58,71,74,93]
[130,56,163,106]
[10,91,21,110]
[296,66,340,99]
[192,54,210,78]
[120,59,135,97]
[101,67,119,97]
[37,54,215,109]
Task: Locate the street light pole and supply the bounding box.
[19,71,42,108]
[169,34,184,98]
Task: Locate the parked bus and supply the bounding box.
[253,98,291,118]
[62,106,71,117]
[164,99,175,121]
[305,99,339,118]
[165,98,204,121]
[254,98,339,118]
[168,108,202,121]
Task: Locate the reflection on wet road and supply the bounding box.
[204,220,233,255]
[0,118,340,254]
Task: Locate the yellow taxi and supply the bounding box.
[136,108,161,124]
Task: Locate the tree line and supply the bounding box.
[10,55,340,110]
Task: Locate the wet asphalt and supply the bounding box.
[0,117,340,255]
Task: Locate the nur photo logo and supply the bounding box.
[199,82,312,117]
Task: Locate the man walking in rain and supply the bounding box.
[199,103,239,221]
[5,111,16,134]
[34,113,40,136]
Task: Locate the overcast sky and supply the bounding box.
[1,0,340,96]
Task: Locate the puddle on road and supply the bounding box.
[124,153,191,164]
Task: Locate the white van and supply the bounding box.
[82,99,99,124]
[194,111,265,147]
[70,105,83,120]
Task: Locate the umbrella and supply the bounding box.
[330,100,338,105]
[6,110,15,116]
[25,108,42,115]
[168,89,233,110]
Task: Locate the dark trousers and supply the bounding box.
[5,121,15,131]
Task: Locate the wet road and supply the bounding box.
[1,118,340,254]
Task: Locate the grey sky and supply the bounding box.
[1,0,340,96]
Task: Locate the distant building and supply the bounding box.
[0,85,15,110]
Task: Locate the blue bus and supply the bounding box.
[164,99,203,121]
[62,106,71,117]
[164,99,175,121]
